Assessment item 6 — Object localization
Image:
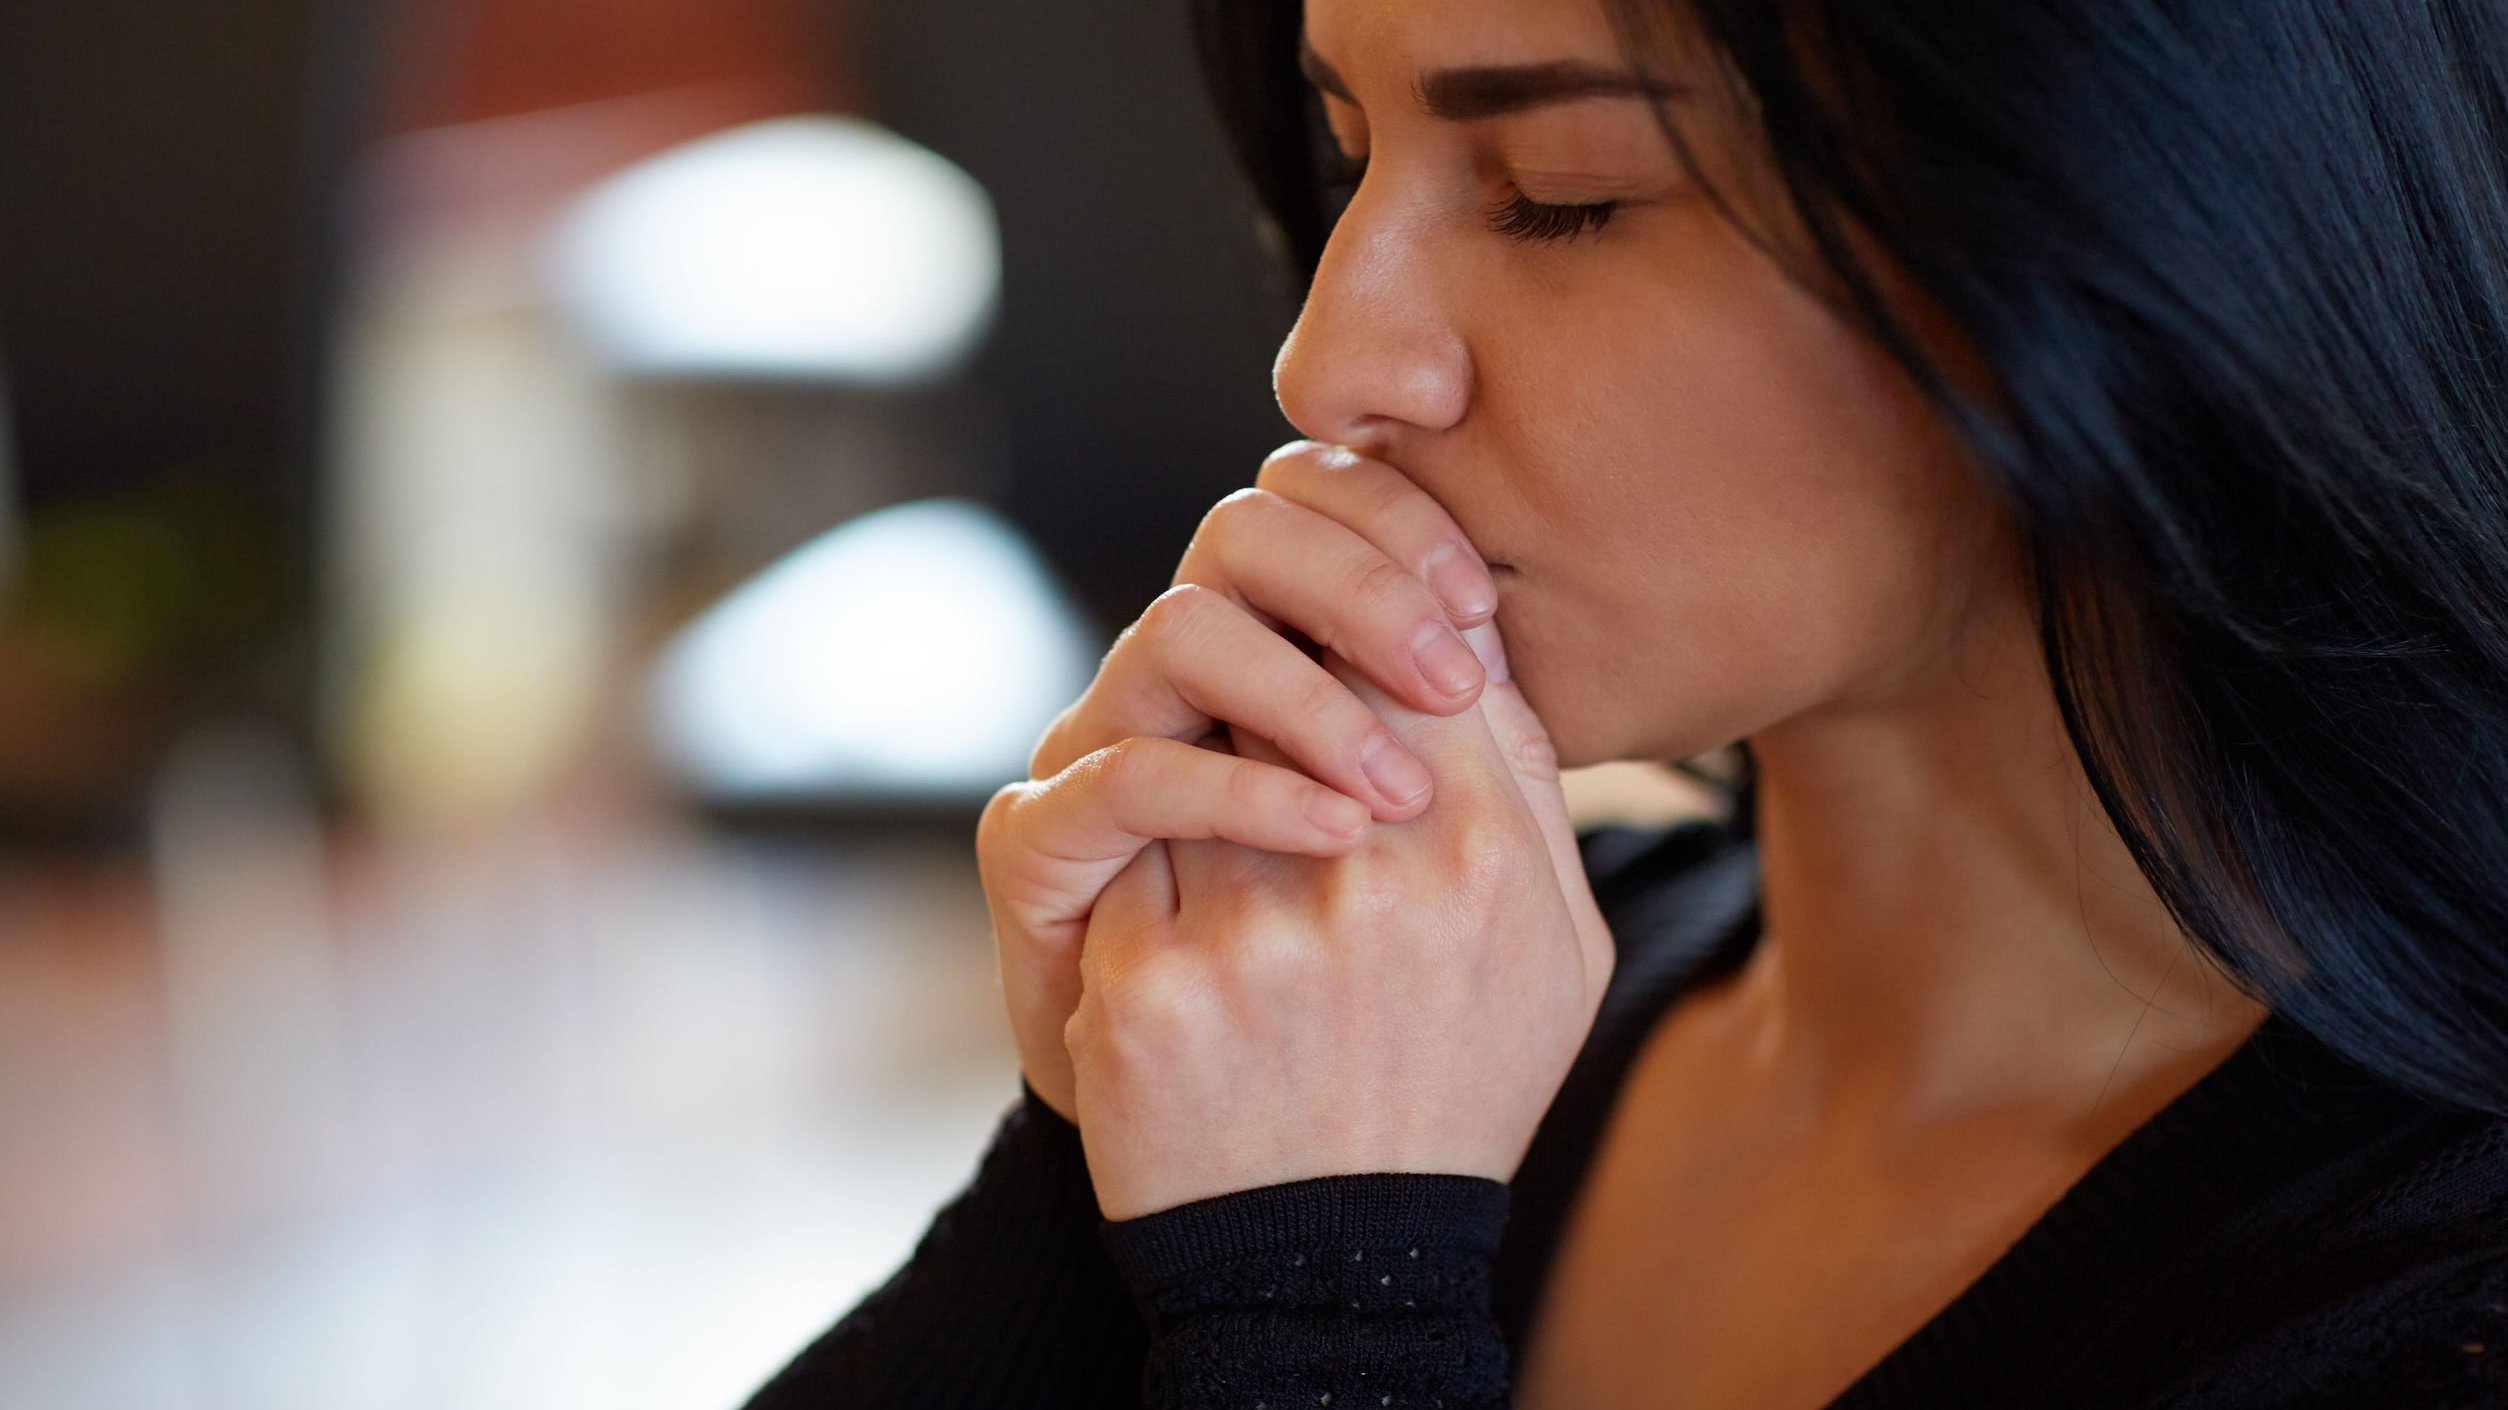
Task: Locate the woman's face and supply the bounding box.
[1279,0,2021,768]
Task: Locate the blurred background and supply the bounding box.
[0,1,1718,1406]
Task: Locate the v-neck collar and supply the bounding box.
[1492,826,2415,1408]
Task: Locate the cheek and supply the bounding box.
[1478,225,1989,760]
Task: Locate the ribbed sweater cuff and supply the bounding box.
[1096,1174,1514,1408]
[1101,1172,1513,1296]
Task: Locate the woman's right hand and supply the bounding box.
[974,440,1507,1122]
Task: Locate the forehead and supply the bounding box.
[1302,0,1634,75]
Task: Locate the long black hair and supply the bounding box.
[1190,0,2508,1114]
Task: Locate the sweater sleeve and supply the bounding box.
[739,1080,1149,1410]
[1100,1172,1516,1410]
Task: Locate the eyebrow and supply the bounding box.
[1298,42,1685,121]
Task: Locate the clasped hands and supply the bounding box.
[976,441,1616,1221]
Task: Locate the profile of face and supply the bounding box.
[1279,0,2027,771]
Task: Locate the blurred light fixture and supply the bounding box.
[550,115,1000,384]
[651,497,1099,804]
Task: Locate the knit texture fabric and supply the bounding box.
[740,818,2508,1409]
[1103,1172,1514,1409]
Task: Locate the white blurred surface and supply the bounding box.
[552,116,1001,385]
[651,497,1100,802]
[0,788,1019,1410]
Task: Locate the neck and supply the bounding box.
[1732,584,2267,1141]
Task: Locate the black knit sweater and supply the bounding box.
[743,817,2508,1409]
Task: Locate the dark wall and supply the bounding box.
[0,0,346,511]
[856,0,1302,631]
[0,0,383,832]
[0,0,375,753]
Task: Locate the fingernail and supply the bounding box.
[1462,622,1510,683]
[1423,541,1495,621]
[1361,731,1431,806]
[1306,788,1369,836]
[1413,619,1483,699]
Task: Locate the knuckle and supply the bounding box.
[1293,671,1358,737]
[974,782,1036,880]
[1327,863,1409,926]
[1505,723,1561,781]
[1222,754,1273,814]
[976,781,1023,853]
[1349,554,1420,617]
[1445,813,1530,898]
[1061,1002,1095,1054]
[1094,955,1203,1051]
[1138,585,1227,661]
[1230,921,1319,992]
[1196,486,1269,543]
[1255,440,1330,488]
[1140,582,1212,636]
[1138,577,1223,642]
[1081,737,1144,810]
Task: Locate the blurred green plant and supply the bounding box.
[6,462,297,689]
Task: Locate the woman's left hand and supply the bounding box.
[1067,633,1617,1220]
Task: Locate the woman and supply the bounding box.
[747,0,2508,1404]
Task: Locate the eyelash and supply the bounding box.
[1319,155,1619,244]
[1485,191,1619,242]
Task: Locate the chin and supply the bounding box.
[1508,664,1597,767]
[1512,668,1675,773]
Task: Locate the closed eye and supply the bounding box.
[1319,155,1618,244]
[1486,191,1618,242]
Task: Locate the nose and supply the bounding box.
[1271,196,1473,447]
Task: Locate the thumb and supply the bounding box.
[1461,622,1615,1001]
[1314,623,1553,822]
[1456,622,1555,793]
